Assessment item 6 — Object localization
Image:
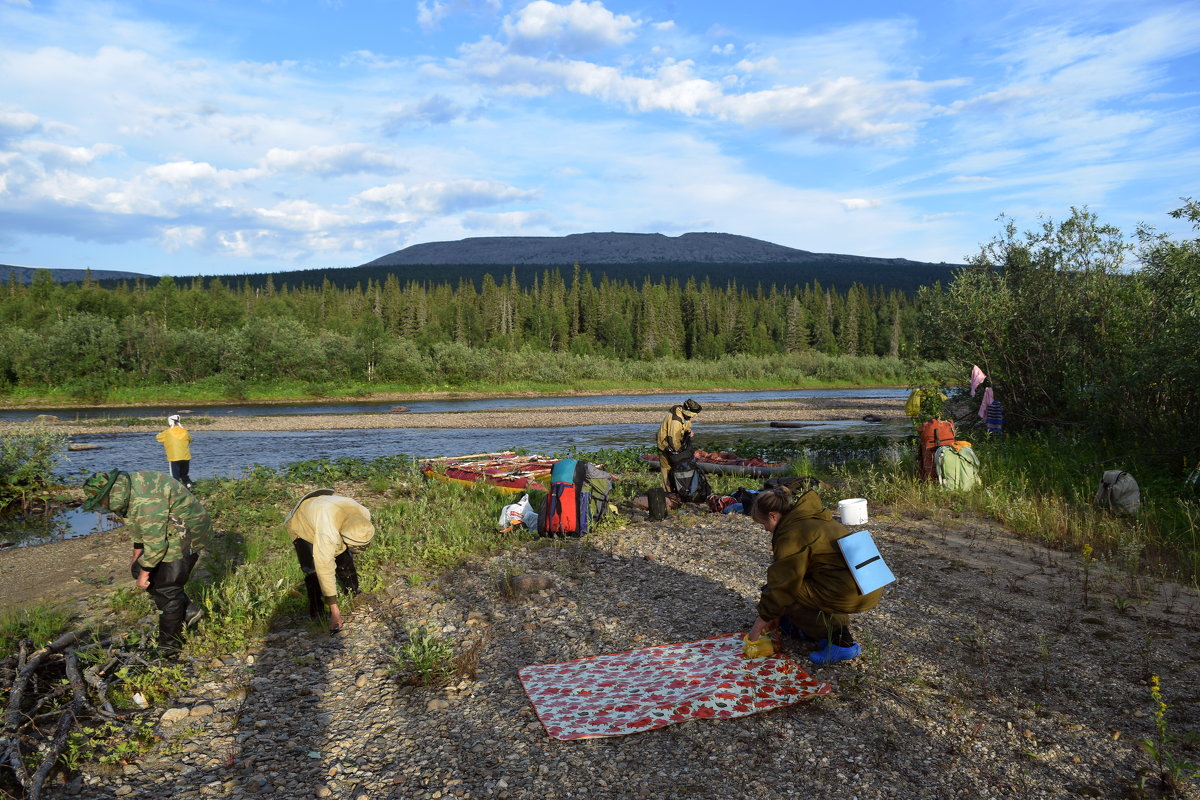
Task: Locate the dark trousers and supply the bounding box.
[148,553,199,653]
[292,539,359,618]
[169,460,192,488]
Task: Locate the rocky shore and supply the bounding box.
[42,504,1200,800]
[3,397,907,436]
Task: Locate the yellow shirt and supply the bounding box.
[155,426,192,461]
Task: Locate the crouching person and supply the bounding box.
[285,490,374,633]
[747,485,884,665]
[81,469,211,656]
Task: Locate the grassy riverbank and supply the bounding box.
[0,352,947,407]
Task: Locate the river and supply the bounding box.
[3,388,910,546]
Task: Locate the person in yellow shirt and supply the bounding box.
[155,414,194,490]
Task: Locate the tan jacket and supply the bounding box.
[758,491,883,620]
[156,426,192,462]
[285,492,374,601]
[656,406,693,453]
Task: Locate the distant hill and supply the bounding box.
[1,264,154,284]
[245,232,961,294]
[363,231,952,268]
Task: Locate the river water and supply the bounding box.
[3,388,910,546]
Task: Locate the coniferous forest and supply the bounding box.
[0,266,925,400]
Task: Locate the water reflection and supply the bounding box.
[0,506,121,549]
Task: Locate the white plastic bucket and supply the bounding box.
[838,498,868,526]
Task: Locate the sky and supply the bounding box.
[1,0,1198,277]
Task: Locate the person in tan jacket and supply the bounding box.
[285,490,375,633]
[655,398,701,491]
[747,485,884,665]
[155,414,194,489]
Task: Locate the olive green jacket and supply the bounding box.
[106,471,211,569]
[758,491,883,620]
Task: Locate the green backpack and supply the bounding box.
[935,444,980,490]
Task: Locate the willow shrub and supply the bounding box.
[0,425,67,509]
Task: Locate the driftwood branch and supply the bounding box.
[28,651,85,800]
[1,630,156,798]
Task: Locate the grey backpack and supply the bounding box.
[1094,470,1140,515]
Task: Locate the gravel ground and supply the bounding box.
[10,397,906,435]
[44,502,1200,800]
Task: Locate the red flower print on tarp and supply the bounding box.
[518,632,831,741]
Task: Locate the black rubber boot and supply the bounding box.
[148,554,197,655]
[335,550,360,595]
[293,539,327,618]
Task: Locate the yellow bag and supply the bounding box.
[742,634,775,659]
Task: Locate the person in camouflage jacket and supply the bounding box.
[82,470,211,654]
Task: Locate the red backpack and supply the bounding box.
[918,419,956,480]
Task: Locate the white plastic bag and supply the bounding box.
[498,494,538,529]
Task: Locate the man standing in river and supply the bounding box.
[81,469,210,656]
[156,414,194,489]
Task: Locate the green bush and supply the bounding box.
[0,425,67,508]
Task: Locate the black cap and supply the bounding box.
[683,398,702,414]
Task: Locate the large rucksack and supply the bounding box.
[575,461,614,524]
[537,459,614,536]
[663,442,712,502]
[918,419,956,480]
[934,442,980,490]
[1094,470,1140,515]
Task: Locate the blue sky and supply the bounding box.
[1,0,1198,277]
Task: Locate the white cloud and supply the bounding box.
[17,140,117,168]
[839,198,881,211]
[354,179,538,214]
[0,108,41,141]
[502,0,640,55]
[259,144,407,178]
[461,209,556,231]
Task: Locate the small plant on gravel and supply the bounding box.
[1080,543,1095,608]
[110,662,190,708]
[63,716,158,769]
[1139,674,1200,797]
[390,624,457,686]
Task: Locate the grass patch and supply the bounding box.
[0,604,73,653]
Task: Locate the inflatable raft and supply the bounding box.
[421,451,553,494]
[640,451,789,478]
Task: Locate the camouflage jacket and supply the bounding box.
[107,471,212,569]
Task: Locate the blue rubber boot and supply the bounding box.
[809,642,861,665]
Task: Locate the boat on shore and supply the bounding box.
[421,451,554,494]
[640,450,789,477]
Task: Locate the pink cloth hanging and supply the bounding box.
[978,386,994,419]
[969,365,987,397]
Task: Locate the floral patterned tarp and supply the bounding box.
[518,632,831,741]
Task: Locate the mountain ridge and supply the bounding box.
[362,231,954,268]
